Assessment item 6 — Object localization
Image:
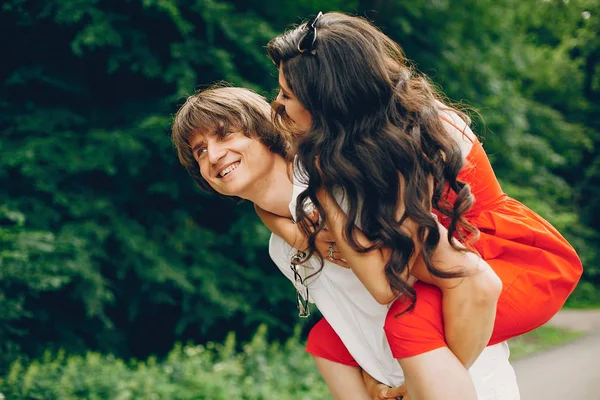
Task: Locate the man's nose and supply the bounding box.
[207,140,227,165]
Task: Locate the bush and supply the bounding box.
[565,281,600,308]
[0,325,329,400]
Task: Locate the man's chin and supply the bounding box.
[215,184,245,199]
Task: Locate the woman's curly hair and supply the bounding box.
[267,12,478,309]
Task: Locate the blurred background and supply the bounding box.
[0,0,598,398]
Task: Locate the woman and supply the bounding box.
[265,11,582,397]
[171,85,520,399]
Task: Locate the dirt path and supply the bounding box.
[513,309,600,400]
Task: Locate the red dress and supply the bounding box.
[307,117,583,362]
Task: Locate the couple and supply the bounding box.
[171,12,582,400]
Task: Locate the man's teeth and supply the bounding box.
[220,162,240,177]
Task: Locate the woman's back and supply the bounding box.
[434,113,582,341]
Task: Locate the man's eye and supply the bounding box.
[197,148,207,158]
[216,128,235,140]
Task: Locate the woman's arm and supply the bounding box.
[316,189,502,368]
[258,189,500,369]
[315,189,401,303]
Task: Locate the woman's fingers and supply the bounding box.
[315,241,349,268]
[302,202,349,267]
[308,207,320,224]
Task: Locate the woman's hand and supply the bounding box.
[361,369,408,399]
[306,195,348,268]
[315,229,349,269]
[313,187,398,304]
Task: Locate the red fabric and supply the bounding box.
[384,282,447,357]
[306,282,446,363]
[438,130,581,327]
[389,123,582,358]
[306,117,583,362]
[306,317,359,366]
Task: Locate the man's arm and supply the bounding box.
[255,204,306,249]
[255,204,348,267]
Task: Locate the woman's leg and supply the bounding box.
[313,355,371,400]
[308,317,405,399]
[386,282,477,399]
[307,318,371,399]
[397,348,476,400]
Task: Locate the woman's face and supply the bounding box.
[276,63,312,133]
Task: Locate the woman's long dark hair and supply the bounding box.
[267,12,478,309]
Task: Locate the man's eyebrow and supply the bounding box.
[191,140,205,154]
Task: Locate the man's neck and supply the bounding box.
[246,157,294,218]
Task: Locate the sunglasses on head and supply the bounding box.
[297,11,323,55]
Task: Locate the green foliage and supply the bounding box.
[0,0,310,371]
[0,206,107,369]
[0,0,599,374]
[566,281,600,308]
[0,325,329,400]
[508,326,582,360]
[368,0,600,280]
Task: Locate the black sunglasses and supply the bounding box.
[297,11,323,55]
[290,250,310,318]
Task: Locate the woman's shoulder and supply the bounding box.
[437,106,477,160]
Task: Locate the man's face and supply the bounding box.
[189,128,278,198]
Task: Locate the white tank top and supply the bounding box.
[267,164,520,398]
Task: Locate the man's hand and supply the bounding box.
[361,369,408,400]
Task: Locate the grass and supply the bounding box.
[508,326,583,360]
